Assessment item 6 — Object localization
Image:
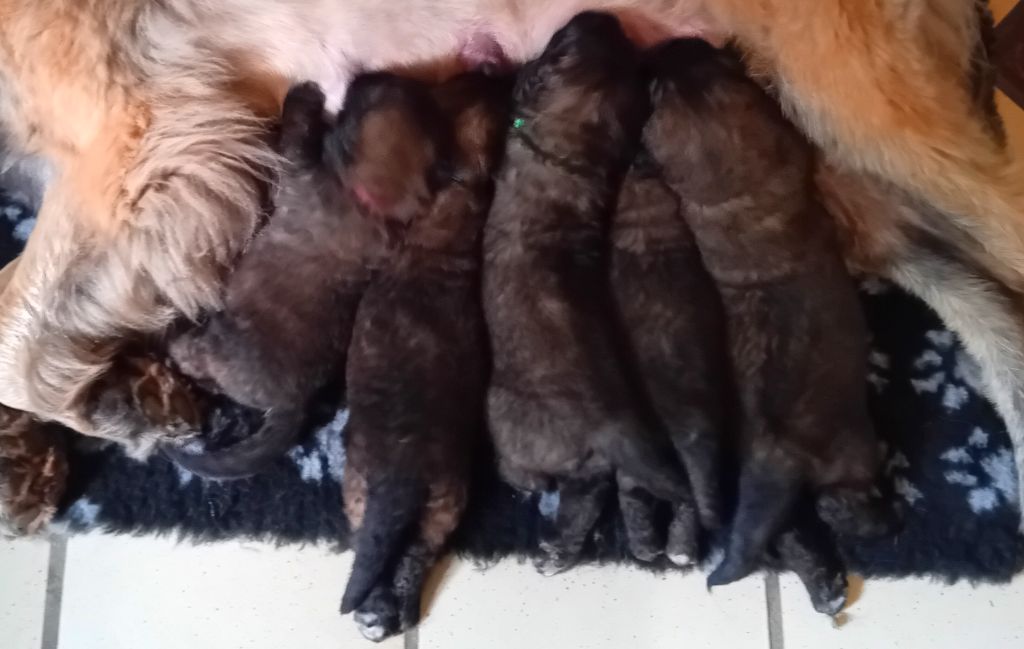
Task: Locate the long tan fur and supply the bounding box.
[0,0,1022,524]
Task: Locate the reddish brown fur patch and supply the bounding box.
[344,466,369,531]
[0,405,68,535]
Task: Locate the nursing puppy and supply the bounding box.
[644,40,896,588]
[340,72,509,641]
[167,75,446,478]
[609,149,727,565]
[484,12,690,575]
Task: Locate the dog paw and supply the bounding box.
[351,587,401,642]
[534,541,579,576]
[629,543,665,564]
[129,357,201,434]
[666,505,699,567]
[354,611,389,642]
[0,407,68,536]
[808,571,848,617]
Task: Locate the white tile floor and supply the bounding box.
[3,534,1024,649]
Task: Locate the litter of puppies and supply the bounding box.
[137,11,901,643]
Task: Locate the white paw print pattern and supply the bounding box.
[909,329,982,411]
[1,195,34,241]
[287,409,348,483]
[886,451,924,506]
[867,349,890,393]
[940,427,1019,514]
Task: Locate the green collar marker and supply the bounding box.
[513,117,525,130]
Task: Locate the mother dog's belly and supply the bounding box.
[212,0,720,110]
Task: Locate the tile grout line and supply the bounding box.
[764,573,784,649]
[404,626,419,649]
[39,534,67,649]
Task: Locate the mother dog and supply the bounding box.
[1,0,1023,528]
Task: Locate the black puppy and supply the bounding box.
[483,12,691,576]
[609,149,728,565]
[340,71,510,642]
[645,40,896,613]
[167,75,446,477]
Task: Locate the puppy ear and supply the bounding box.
[512,60,547,106]
[323,122,356,176]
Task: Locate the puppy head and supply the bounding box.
[433,71,513,183]
[401,72,512,254]
[326,73,450,233]
[643,39,808,204]
[511,12,647,165]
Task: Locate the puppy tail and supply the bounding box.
[161,407,305,480]
[599,420,691,504]
[340,478,426,615]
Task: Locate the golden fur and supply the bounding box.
[0,0,1023,526]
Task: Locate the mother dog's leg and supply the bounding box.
[0,403,67,535]
[819,163,1024,529]
[713,0,1024,289]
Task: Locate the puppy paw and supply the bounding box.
[666,504,699,568]
[0,407,68,536]
[808,571,848,617]
[351,587,401,643]
[90,355,202,444]
[354,611,389,643]
[629,542,665,564]
[534,541,579,576]
[130,357,201,433]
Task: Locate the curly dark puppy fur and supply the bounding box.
[483,12,691,576]
[0,404,68,535]
[609,149,728,566]
[644,40,897,602]
[166,75,447,478]
[340,71,510,642]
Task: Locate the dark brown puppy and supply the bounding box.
[340,72,510,642]
[166,75,447,478]
[644,40,895,603]
[484,11,690,576]
[609,149,728,565]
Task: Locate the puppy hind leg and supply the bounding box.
[617,472,667,563]
[0,405,68,536]
[774,512,848,617]
[352,582,402,643]
[536,476,614,576]
[708,459,801,588]
[666,497,701,568]
[391,481,469,630]
[667,412,724,531]
[391,541,435,632]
